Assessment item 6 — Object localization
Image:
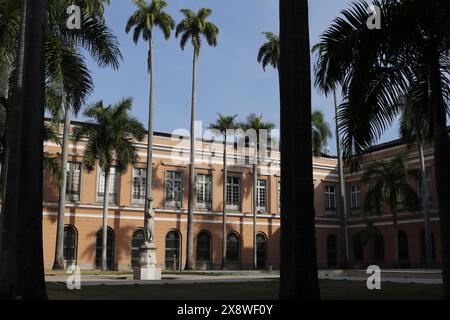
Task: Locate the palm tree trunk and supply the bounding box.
[185,50,198,270]
[333,88,349,268]
[279,0,320,299]
[429,56,450,299]
[144,40,155,244]
[102,169,111,271]
[222,133,227,270]
[53,36,77,271]
[418,142,433,267]
[0,0,47,299]
[252,147,257,270]
[53,98,72,270]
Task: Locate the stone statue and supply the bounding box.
[145,198,155,243]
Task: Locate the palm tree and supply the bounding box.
[399,92,433,266]
[209,113,238,270]
[126,0,174,248]
[176,8,219,270]
[362,155,419,266]
[313,0,450,296]
[311,110,332,157]
[239,114,275,270]
[279,0,320,299]
[73,98,145,271]
[0,0,48,299]
[257,32,279,72]
[257,34,332,157]
[52,0,122,271]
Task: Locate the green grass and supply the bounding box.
[46,280,444,300]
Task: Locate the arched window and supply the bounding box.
[196,231,211,262]
[131,229,145,268]
[326,234,338,267]
[63,225,78,263]
[398,231,409,261]
[165,230,181,270]
[226,232,240,264]
[256,233,268,269]
[421,230,436,262]
[95,227,115,270]
[373,232,385,262]
[353,232,363,262]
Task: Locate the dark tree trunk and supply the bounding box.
[279,0,320,300]
[0,0,47,299]
[430,55,450,299]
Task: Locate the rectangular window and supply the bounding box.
[395,192,406,211]
[324,185,336,213]
[165,171,183,207]
[350,185,361,211]
[132,168,146,205]
[257,179,267,213]
[196,174,212,210]
[66,162,81,202]
[226,176,240,211]
[97,167,117,204]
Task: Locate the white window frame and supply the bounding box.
[196,173,212,210]
[165,170,183,208]
[277,180,281,212]
[350,185,361,211]
[324,185,336,214]
[226,176,241,211]
[256,179,267,213]
[96,166,118,204]
[66,161,82,202]
[132,167,146,205]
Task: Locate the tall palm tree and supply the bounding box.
[239,114,275,270]
[73,98,145,271]
[0,0,48,299]
[399,92,433,266]
[313,0,450,296]
[126,0,174,247]
[209,113,238,270]
[257,34,332,156]
[362,155,419,266]
[279,0,320,299]
[311,110,332,157]
[176,8,219,270]
[52,0,122,271]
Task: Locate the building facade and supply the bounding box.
[41,121,445,271]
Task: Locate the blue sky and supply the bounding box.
[80,0,400,155]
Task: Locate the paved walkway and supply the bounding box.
[45,269,443,286]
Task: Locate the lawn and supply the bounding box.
[47,280,444,300]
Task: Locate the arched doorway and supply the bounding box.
[196,231,212,269]
[373,232,385,262]
[398,231,409,261]
[327,234,338,268]
[256,233,267,269]
[95,227,115,270]
[63,225,78,265]
[165,230,181,270]
[131,229,145,268]
[353,232,364,263]
[226,232,240,268]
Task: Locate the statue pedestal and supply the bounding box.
[133,242,161,280]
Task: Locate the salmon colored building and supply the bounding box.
[41,121,447,271]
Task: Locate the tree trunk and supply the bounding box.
[52,101,72,270]
[0,0,47,299]
[279,0,320,299]
[101,169,111,271]
[252,148,257,270]
[222,134,227,270]
[430,56,450,299]
[333,88,349,268]
[418,143,433,267]
[185,50,198,270]
[144,40,155,244]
